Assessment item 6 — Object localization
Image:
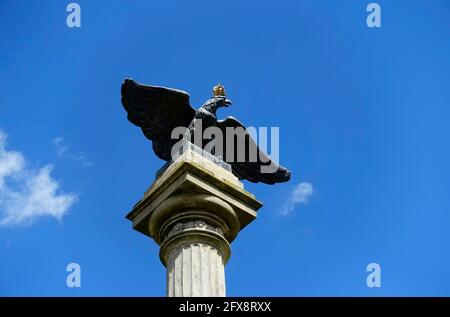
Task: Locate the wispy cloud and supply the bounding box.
[53,137,92,167]
[280,182,313,216]
[0,130,77,226]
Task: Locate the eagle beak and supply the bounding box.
[224,99,232,107]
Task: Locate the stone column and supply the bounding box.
[126,147,262,297]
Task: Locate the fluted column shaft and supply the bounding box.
[158,209,232,297]
[166,242,226,297]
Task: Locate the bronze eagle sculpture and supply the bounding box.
[121,79,291,184]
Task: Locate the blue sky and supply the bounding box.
[1,0,450,296]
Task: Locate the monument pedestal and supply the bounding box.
[126,147,262,297]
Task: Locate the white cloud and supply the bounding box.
[53,137,92,167]
[53,137,69,156]
[0,130,77,226]
[280,182,313,216]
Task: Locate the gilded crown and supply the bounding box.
[213,83,226,97]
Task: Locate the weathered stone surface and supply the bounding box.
[126,148,262,297]
[166,242,226,296]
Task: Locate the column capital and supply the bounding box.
[126,149,262,247]
[126,148,263,296]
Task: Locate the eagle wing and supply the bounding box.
[121,79,196,161]
[216,117,291,184]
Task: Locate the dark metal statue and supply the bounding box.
[121,79,291,184]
